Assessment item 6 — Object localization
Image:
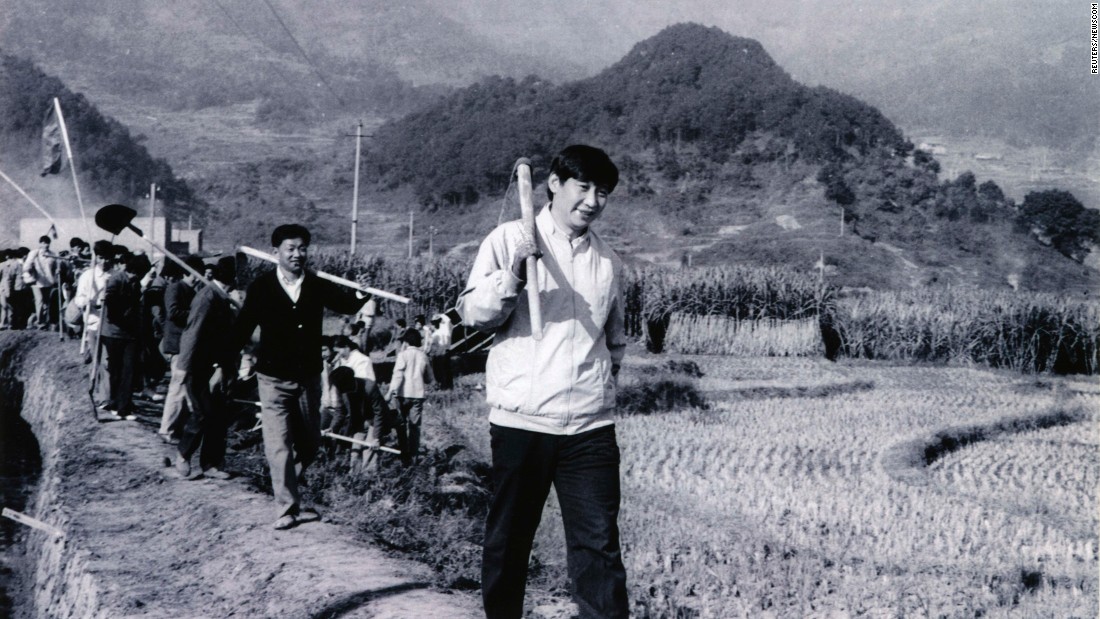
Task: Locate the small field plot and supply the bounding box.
[611,357,1099,618]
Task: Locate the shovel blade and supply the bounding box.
[94,204,138,236]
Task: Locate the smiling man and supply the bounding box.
[234,224,368,530]
[458,145,628,619]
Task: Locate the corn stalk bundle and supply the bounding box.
[665,313,823,356]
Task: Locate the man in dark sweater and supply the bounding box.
[234,224,367,530]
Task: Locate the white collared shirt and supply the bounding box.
[276,265,303,303]
[338,349,376,382]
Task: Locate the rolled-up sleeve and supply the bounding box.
[456,225,525,332]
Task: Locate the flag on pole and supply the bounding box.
[40,104,63,176]
[46,223,58,240]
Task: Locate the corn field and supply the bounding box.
[236,251,1099,375]
[828,289,1100,375]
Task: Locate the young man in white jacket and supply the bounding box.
[457,144,628,619]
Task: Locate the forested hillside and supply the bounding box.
[0,52,201,224]
[366,24,904,208]
[0,22,1093,293]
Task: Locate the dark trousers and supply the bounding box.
[179,370,228,471]
[9,288,32,330]
[102,336,138,415]
[431,354,453,390]
[482,424,628,619]
[395,397,423,465]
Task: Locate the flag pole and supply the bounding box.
[0,167,59,226]
[53,98,91,240]
[350,121,361,254]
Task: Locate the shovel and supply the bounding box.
[514,158,542,340]
[95,204,239,310]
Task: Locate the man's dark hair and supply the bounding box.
[69,237,87,249]
[15,247,30,258]
[184,255,206,274]
[320,335,334,349]
[92,240,113,258]
[402,329,422,347]
[546,145,619,201]
[329,366,357,394]
[110,245,131,266]
[213,256,236,285]
[160,259,184,280]
[125,253,150,275]
[38,235,51,245]
[271,224,311,247]
[332,335,355,350]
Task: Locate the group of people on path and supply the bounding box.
[9,143,631,618]
[0,235,88,332]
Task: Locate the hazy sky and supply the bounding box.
[442,0,1083,86]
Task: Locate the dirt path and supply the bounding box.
[5,333,482,618]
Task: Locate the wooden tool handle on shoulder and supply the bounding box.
[515,159,542,341]
[237,246,411,304]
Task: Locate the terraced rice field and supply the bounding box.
[605,357,1098,617]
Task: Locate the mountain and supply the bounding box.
[0,21,1094,294]
[364,23,1098,293]
[0,52,201,238]
[0,0,581,119]
[366,24,904,206]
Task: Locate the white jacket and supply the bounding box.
[457,205,626,435]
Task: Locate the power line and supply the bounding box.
[205,0,308,100]
[257,0,347,108]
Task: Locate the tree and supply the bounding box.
[1019,190,1100,262]
[912,149,941,174]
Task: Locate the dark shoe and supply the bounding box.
[203,467,231,480]
[297,508,321,523]
[273,514,298,530]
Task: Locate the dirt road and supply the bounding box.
[2,332,482,618]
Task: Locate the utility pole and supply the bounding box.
[428,225,436,258]
[149,183,157,247]
[839,207,844,237]
[350,121,362,254]
[408,210,414,259]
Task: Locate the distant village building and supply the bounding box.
[18,216,201,256]
[973,153,1003,161]
[171,227,203,255]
